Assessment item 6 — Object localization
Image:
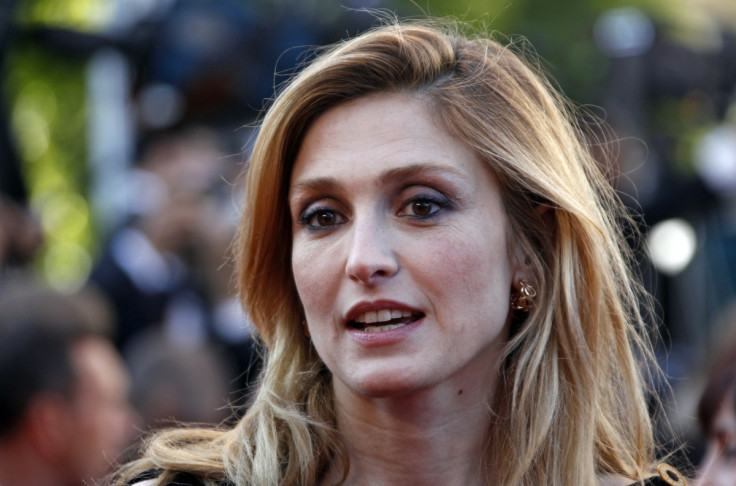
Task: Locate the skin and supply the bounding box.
[700,390,736,486]
[289,92,528,485]
[0,337,137,486]
[65,338,137,483]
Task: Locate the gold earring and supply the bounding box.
[656,463,687,486]
[510,279,536,312]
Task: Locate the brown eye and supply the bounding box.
[299,207,346,229]
[316,211,337,226]
[412,201,433,216]
[398,196,447,219]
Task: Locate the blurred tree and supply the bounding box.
[408,0,684,103]
[4,0,107,290]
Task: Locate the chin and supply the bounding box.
[345,368,431,399]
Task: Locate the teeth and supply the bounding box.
[364,323,407,333]
[355,309,413,325]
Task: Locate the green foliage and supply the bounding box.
[15,0,110,31]
[6,0,101,290]
[390,0,674,102]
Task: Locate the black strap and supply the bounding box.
[134,464,687,486]
[130,469,232,486]
[633,478,673,486]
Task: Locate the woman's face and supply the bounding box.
[700,391,736,486]
[289,92,524,399]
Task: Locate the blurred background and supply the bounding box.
[1,0,735,472]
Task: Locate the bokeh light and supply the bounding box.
[647,218,698,276]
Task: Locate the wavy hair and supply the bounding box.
[111,19,659,486]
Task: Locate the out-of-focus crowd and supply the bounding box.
[2,126,736,486]
[0,126,262,486]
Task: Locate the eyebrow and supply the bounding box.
[289,162,468,195]
[377,162,467,186]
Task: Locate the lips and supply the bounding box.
[347,303,424,333]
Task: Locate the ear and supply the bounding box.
[535,203,555,238]
[509,238,531,292]
[25,393,74,459]
[535,203,551,218]
[509,203,552,291]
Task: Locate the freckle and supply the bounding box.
[457,389,463,396]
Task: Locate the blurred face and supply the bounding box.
[63,338,137,484]
[289,92,523,399]
[701,391,736,486]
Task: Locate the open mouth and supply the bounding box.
[348,309,424,333]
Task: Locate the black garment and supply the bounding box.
[134,464,687,485]
[634,477,682,486]
[130,469,232,486]
[88,236,175,350]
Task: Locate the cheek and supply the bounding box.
[425,229,511,300]
[454,234,512,334]
[292,241,335,315]
[291,237,313,287]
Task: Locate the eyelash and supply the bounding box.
[298,206,346,229]
[296,193,453,230]
[397,195,452,220]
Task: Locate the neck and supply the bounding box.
[327,382,493,486]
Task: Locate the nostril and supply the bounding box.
[346,260,398,284]
[344,223,399,284]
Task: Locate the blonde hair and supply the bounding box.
[112,19,659,486]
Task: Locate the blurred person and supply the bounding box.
[89,127,228,350]
[698,333,736,486]
[90,126,258,425]
[0,195,43,271]
[90,126,257,365]
[0,275,138,486]
[124,328,235,432]
[112,19,687,486]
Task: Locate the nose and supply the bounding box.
[345,214,399,285]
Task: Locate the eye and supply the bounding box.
[299,207,346,229]
[398,196,450,219]
[409,200,435,216]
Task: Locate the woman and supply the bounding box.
[113,19,687,486]
[697,336,736,486]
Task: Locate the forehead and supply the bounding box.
[290,92,488,186]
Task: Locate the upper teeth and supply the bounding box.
[355,309,412,324]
